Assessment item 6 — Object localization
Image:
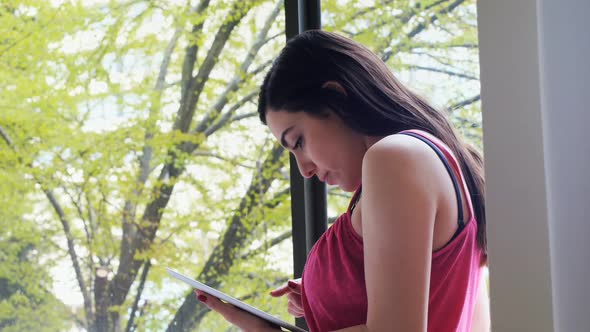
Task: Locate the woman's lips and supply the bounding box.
[325,173,335,186]
[318,172,336,186]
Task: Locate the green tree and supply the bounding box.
[1,2,91,330]
[0,167,72,331]
[0,1,481,331]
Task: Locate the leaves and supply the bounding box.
[1,0,481,331]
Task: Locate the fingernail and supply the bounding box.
[198,295,207,303]
[288,280,297,289]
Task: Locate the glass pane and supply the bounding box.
[1,1,292,331]
[323,0,482,148]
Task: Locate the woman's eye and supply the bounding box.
[294,136,303,149]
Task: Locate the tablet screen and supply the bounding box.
[166,268,307,332]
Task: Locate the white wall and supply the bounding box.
[538,0,590,331]
[477,0,590,331]
[477,1,554,330]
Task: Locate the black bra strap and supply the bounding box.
[350,187,362,214]
[401,132,465,231]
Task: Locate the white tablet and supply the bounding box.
[166,268,307,332]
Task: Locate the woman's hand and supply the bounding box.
[194,290,280,332]
[269,279,304,318]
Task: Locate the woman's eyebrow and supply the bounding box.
[280,126,295,148]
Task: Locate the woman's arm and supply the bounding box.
[339,135,442,332]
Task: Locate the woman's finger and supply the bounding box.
[286,279,302,295]
[270,278,302,297]
[194,290,266,329]
[195,291,241,324]
[269,283,291,297]
[287,292,303,311]
[287,301,305,318]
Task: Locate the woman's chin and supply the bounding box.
[337,183,357,193]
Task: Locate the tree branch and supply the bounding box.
[193,151,255,169]
[408,64,478,80]
[61,186,92,247]
[193,0,282,135]
[249,58,274,77]
[407,0,465,40]
[455,116,481,130]
[350,0,448,38]
[0,125,13,147]
[415,42,477,49]
[240,214,339,261]
[240,230,291,260]
[45,189,93,326]
[125,260,151,332]
[174,0,258,133]
[264,31,284,46]
[350,0,397,21]
[154,14,184,91]
[178,0,211,107]
[381,0,466,62]
[448,94,481,112]
[61,185,96,294]
[229,112,258,123]
[203,91,258,137]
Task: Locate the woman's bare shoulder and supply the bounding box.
[363,134,440,174]
[362,133,449,201]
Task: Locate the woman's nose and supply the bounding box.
[296,156,316,179]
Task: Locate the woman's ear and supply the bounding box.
[322,81,347,96]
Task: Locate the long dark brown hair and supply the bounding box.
[257,30,486,257]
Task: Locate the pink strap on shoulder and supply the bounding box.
[399,129,475,219]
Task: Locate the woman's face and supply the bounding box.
[266,108,373,192]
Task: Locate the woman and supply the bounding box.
[195,30,490,332]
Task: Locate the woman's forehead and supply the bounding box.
[266,110,301,127]
[266,110,300,137]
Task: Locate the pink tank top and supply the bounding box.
[301,130,484,332]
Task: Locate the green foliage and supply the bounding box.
[0,170,71,331]
[0,0,481,331]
